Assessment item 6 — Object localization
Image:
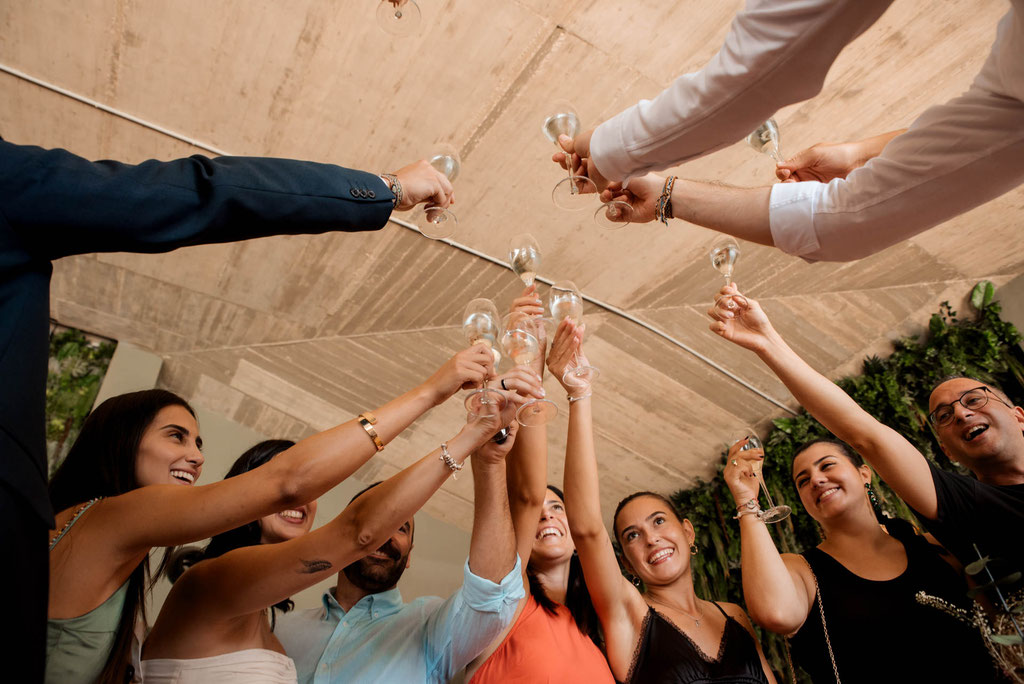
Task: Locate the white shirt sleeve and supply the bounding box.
[590,0,895,182]
[769,6,1024,262]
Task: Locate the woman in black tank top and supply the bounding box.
[548,323,776,684]
[722,438,999,682]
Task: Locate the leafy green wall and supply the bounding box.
[46,327,116,476]
[671,282,1024,679]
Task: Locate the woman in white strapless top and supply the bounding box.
[141,370,524,683]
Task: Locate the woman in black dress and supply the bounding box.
[711,287,999,682]
[549,320,776,684]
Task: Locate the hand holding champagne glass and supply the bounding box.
[418,144,460,239]
[548,280,598,387]
[461,298,506,415]
[726,432,791,523]
[502,312,558,426]
[542,102,597,211]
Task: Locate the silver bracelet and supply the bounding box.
[439,442,464,479]
[380,172,403,208]
[567,392,592,403]
[733,498,764,521]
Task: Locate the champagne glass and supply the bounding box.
[548,280,599,387]
[709,237,740,286]
[593,198,634,231]
[417,144,460,240]
[508,234,541,287]
[462,299,506,415]
[502,313,558,426]
[745,118,782,163]
[542,102,597,211]
[729,431,791,523]
[376,0,421,36]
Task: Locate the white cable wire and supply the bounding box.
[2,60,796,415]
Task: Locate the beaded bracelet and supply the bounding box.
[655,175,677,225]
[380,172,403,208]
[733,498,764,521]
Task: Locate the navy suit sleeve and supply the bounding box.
[0,138,395,266]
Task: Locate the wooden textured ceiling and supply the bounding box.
[2,0,1020,529]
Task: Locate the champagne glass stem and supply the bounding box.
[755,473,777,509]
[566,154,578,196]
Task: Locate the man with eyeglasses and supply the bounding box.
[918,378,1024,587]
[705,287,1024,591]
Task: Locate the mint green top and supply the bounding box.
[46,499,129,684]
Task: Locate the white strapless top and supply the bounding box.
[141,648,297,683]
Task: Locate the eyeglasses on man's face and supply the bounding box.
[928,386,1012,427]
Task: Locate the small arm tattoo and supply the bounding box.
[298,559,332,574]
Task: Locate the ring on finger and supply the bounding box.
[500,378,508,391]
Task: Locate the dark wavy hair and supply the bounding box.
[528,485,603,649]
[792,438,916,536]
[168,439,297,627]
[48,389,195,684]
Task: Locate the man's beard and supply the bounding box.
[342,539,409,593]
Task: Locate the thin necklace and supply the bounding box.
[651,596,704,627]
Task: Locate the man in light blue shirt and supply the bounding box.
[275,436,524,684]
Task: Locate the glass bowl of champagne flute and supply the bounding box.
[502,313,558,426]
[509,234,541,287]
[745,117,783,164]
[376,0,420,35]
[729,430,791,523]
[542,102,597,211]
[548,280,599,387]
[462,299,506,415]
[418,144,460,240]
[709,236,746,308]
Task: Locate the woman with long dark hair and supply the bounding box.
[546,319,775,683]
[466,288,611,683]
[709,286,999,681]
[45,345,529,683]
[140,397,519,682]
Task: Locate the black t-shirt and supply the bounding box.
[911,461,1024,588]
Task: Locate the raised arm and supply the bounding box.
[707,285,937,517]
[774,129,907,183]
[155,397,519,625]
[95,346,498,555]
[557,0,894,184]
[722,440,814,635]
[548,320,648,677]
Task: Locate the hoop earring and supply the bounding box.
[689,543,698,556]
[630,574,642,588]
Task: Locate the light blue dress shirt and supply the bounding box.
[274,556,524,684]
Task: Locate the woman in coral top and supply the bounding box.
[466,287,614,684]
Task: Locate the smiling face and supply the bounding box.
[614,495,694,587]
[792,442,871,523]
[134,405,204,487]
[930,378,1024,474]
[530,488,576,568]
[342,518,414,593]
[259,499,318,544]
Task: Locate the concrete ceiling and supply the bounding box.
[2,0,1020,531]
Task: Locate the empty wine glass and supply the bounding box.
[502,313,558,426]
[542,102,597,211]
[745,118,782,163]
[729,431,791,523]
[509,234,541,286]
[462,299,506,415]
[417,144,460,240]
[548,280,599,387]
[376,0,421,36]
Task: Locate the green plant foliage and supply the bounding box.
[669,282,1024,681]
[45,327,116,475]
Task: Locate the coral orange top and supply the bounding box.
[470,594,614,684]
